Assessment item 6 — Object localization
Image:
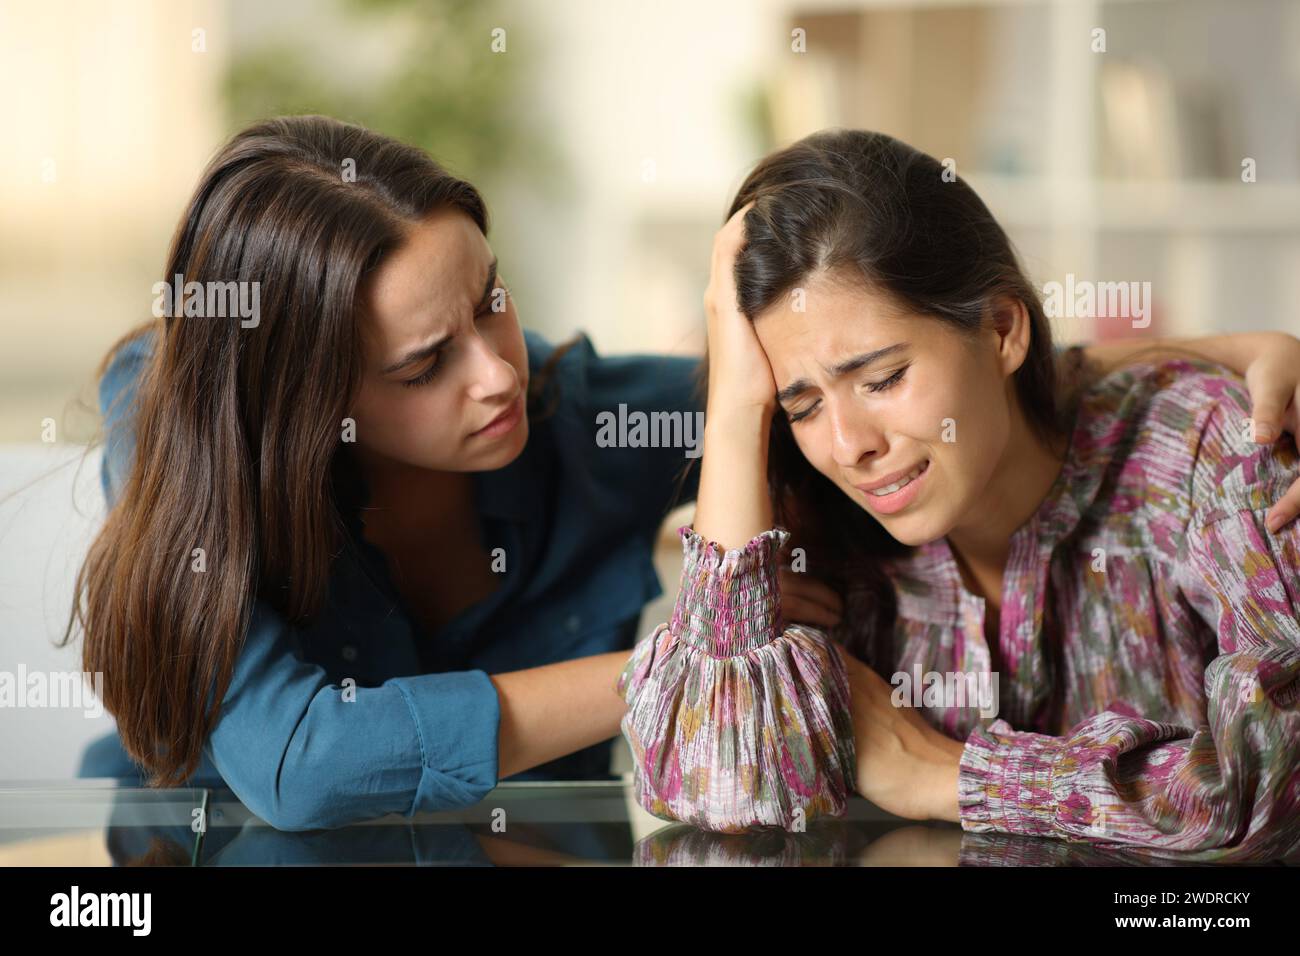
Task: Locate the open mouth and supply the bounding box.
[866,460,929,496]
[854,459,931,515]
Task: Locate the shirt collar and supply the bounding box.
[1029,384,1116,550]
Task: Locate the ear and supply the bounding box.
[988,295,1031,378]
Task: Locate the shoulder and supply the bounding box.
[1076,356,1297,521]
[517,328,704,527]
[523,327,575,373]
[1072,355,1247,461]
[522,326,704,485]
[523,328,703,418]
[1079,354,1243,420]
[99,325,159,505]
[100,325,158,420]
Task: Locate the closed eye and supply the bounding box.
[402,347,447,388]
[788,400,820,424]
[787,365,909,423]
[402,288,509,389]
[865,365,908,393]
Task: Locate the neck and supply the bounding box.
[350,446,474,539]
[946,398,1068,599]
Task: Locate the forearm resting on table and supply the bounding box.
[491,650,630,779]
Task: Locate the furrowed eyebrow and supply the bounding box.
[381,333,452,376]
[775,343,909,404]
[381,257,499,375]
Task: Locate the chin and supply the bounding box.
[480,418,529,468]
[869,508,948,548]
[890,523,943,548]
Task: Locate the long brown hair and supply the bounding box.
[682,129,1214,664]
[65,114,565,787]
[722,129,1083,596]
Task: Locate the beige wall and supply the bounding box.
[0,0,225,442]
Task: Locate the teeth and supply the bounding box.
[868,463,925,497]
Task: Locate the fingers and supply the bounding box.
[778,566,836,627]
[829,640,861,678]
[718,201,755,242]
[710,204,752,266]
[1249,377,1299,533]
[704,204,754,318]
[1243,365,1291,444]
[1266,476,1300,533]
[778,566,843,613]
[707,205,755,294]
[782,594,841,630]
[777,566,843,625]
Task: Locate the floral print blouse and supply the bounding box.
[618,358,1300,863]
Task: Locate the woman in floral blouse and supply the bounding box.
[617,128,1300,863]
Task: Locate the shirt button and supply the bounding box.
[341,644,358,662]
[565,614,581,633]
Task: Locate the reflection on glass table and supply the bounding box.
[0,779,205,866]
[0,779,1291,866]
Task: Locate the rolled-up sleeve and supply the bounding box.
[206,599,501,832]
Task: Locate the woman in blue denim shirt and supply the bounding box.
[71,114,1300,833]
[72,115,711,831]
[82,323,701,824]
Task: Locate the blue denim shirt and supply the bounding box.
[79,326,703,831]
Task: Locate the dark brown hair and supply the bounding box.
[721,128,1080,590]
[65,114,569,787]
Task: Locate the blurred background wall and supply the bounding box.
[2,0,1299,778]
[3,0,1300,445]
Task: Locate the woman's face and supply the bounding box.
[349,207,529,473]
[753,272,1026,547]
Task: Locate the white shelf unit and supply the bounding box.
[767,0,1300,341]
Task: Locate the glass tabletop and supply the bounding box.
[0,778,1289,866]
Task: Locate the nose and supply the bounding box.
[463,334,518,403]
[828,399,885,469]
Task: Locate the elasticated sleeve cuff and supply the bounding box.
[616,526,856,834]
